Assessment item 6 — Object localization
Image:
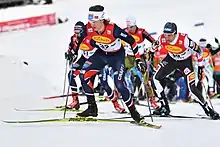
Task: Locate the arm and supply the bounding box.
[142,30,156,43]
[185,36,203,66]
[185,36,204,81]
[68,35,79,53]
[65,35,79,62]
[65,24,88,61]
[148,36,162,65]
[209,46,220,55]
[207,38,220,55]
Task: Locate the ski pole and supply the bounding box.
[63,59,68,95]
[143,72,154,122]
[42,94,73,100]
[63,69,74,119]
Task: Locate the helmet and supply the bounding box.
[74,21,85,36]
[126,16,136,27]
[163,22,177,34]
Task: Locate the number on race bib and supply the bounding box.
[98,44,110,50]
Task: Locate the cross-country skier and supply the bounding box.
[195,38,220,97]
[65,21,125,112]
[151,22,219,120]
[75,5,147,124]
[123,16,158,109]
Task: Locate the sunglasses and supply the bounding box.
[164,33,175,37]
[74,26,83,35]
[127,26,135,29]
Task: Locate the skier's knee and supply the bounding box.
[115,82,125,93]
[68,70,75,81]
[102,82,111,92]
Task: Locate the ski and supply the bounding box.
[148,114,212,120]
[55,99,108,109]
[14,107,127,115]
[14,108,83,112]
[2,117,129,123]
[2,117,161,129]
[210,93,220,99]
[147,114,220,120]
[130,121,162,129]
[42,93,108,100]
[111,114,218,120]
[14,98,109,112]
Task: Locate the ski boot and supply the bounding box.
[150,96,159,110]
[128,105,147,124]
[76,103,98,117]
[153,100,170,116]
[153,92,170,116]
[68,94,80,110]
[112,100,125,113]
[205,106,219,120]
[110,90,125,113]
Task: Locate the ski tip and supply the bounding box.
[2,120,19,124]
[130,121,162,129]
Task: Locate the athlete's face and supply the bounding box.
[127,25,136,33]
[90,20,104,32]
[164,33,176,43]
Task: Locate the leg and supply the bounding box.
[204,66,215,96]
[124,69,134,94]
[151,55,177,115]
[180,58,219,119]
[132,67,145,100]
[99,65,114,98]
[67,57,86,109]
[109,51,143,123]
[125,56,138,100]
[98,65,125,113]
[77,53,106,117]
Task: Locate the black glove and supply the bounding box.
[148,51,154,64]
[152,40,159,50]
[215,37,219,44]
[198,66,204,82]
[65,49,77,63]
[136,59,146,74]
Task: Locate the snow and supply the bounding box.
[0,0,220,147]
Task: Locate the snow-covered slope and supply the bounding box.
[0,0,220,147]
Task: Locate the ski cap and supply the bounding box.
[74,21,85,36]
[163,22,177,34]
[126,16,136,27]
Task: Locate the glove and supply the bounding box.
[136,59,146,74]
[206,43,212,49]
[151,40,159,50]
[65,49,77,63]
[148,51,154,63]
[215,37,219,45]
[198,66,204,82]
